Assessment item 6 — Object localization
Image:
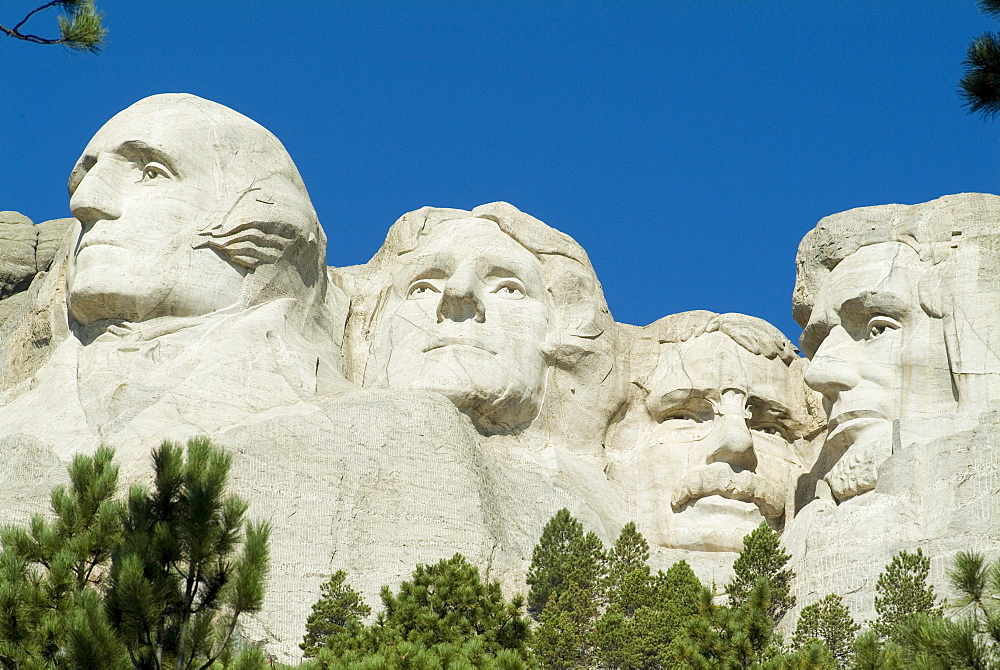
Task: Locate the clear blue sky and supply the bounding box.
[2,2,997,342]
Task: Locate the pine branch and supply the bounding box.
[960,33,1000,118]
[0,1,106,52]
[981,0,1000,20]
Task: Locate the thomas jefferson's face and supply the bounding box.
[66,103,244,326]
[641,332,802,552]
[372,218,551,433]
[802,242,954,501]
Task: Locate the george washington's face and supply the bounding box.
[66,102,244,326]
[370,217,552,433]
[801,242,954,501]
[640,332,803,552]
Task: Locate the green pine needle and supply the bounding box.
[57,0,106,53]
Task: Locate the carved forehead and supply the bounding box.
[655,332,795,397]
[793,193,1000,328]
[402,217,543,273]
[82,94,297,181]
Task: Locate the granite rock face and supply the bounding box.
[2,95,998,659]
[783,193,1000,627]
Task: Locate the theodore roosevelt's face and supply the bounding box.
[372,218,551,433]
[801,242,953,502]
[641,332,802,552]
[66,103,244,326]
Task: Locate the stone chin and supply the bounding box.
[408,373,544,434]
[667,496,769,553]
[386,342,547,434]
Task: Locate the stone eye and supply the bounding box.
[663,410,705,423]
[865,316,901,341]
[140,162,171,182]
[407,280,440,298]
[752,423,785,437]
[492,281,525,299]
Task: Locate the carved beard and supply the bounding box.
[825,425,891,503]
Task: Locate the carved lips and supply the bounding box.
[422,334,497,356]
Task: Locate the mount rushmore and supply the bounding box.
[0,93,997,659]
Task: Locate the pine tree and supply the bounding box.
[605,521,651,617]
[870,548,941,645]
[667,580,833,670]
[300,570,371,657]
[597,560,705,670]
[526,508,589,618]
[100,436,271,670]
[532,580,600,669]
[792,594,859,669]
[1,1,106,52]
[726,522,796,624]
[309,554,533,668]
[530,526,606,668]
[960,0,1000,118]
[0,445,122,667]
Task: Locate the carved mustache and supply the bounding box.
[671,461,785,520]
[827,409,888,434]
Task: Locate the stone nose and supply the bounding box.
[803,326,861,399]
[70,155,123,227]
[436,267,486,324]
[705,389,757,473]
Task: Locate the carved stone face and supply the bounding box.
[66,102,245,326]
[641,332,802,552]
[802,242,954,502]
[373,217,551,432]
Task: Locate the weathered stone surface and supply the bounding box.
[0,211,37,299]
[3,93,998,660]
[35,217,73,272]
[785,192,1000,628]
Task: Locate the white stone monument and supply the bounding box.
[784,192,1000,627]
[3,92,1000,660]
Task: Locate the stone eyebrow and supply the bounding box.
[748,395,792,421]
[115,140,181,177]
[647,385,715,417]
[841,290,910,322]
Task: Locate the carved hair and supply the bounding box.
[647,310,799,365]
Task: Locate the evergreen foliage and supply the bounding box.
[792,594,859,669]
[0,445,122,667]
[870,548,941,644]
[526,508,590,618]
[961,0,1000,118]
[300,571,371,657]
[101,436,272,669]
[666,579,794,669]
[726,522,796,624]
[0,438,270,669]
[528,512,822,669]
[594,560,704,669]
[305,554,533,669]
[1,1,106,52]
